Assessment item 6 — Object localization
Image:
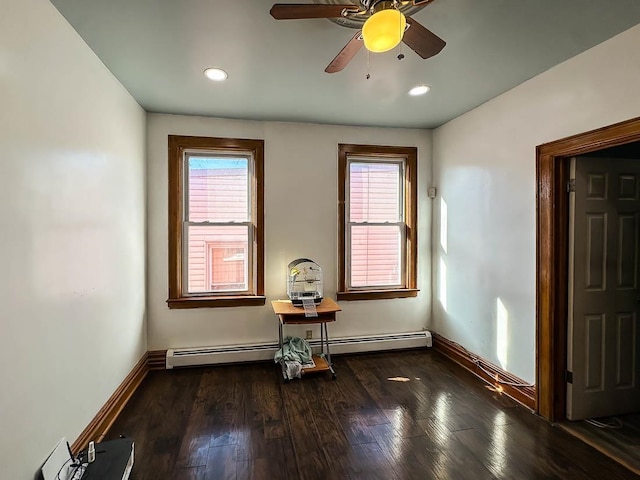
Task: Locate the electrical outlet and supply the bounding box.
[306,330,313,340]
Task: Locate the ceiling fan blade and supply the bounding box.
[412,0,436,6]
[270,4,359,20]
[402,17,446,59]
[325,31,363,73]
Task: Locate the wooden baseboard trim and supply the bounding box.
[432,333,536,411]
[147,350,168,370]
[71,352,149,454]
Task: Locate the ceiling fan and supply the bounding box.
[270,0,446,73]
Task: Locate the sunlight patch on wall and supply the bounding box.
[439,257,447,312]
[496,297,508,370]
[440,197,448,253]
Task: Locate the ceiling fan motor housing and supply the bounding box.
[321,0,425,29]
[361,1,394,13]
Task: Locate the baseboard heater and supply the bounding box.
[166,331,432,369]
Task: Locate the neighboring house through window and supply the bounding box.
[167,135,265,308]
[338,144,418,300]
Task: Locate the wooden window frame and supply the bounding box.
[167,135,265,309]
[338,144,419,301]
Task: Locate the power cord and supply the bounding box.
[474,358,535,387]
[55,457,85,480]
[55,446,88,480]
[54,457,73,480]
[585,417,623,429]
[449,338,535,388]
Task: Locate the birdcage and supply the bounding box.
[287,258,323,305]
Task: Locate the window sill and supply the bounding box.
[337,289,419,301]
[167,295,266,309]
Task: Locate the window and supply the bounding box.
[167,135,264,308]
[338,144,418,300]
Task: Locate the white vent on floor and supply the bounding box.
[165,331,432,369]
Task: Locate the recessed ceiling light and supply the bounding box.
[204,68,228,82]
[409,84,431,96]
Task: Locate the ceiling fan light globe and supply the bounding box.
[362,9,406,53]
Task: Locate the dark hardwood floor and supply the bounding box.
[107,350,637,479]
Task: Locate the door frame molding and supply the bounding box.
[536,116,640,421]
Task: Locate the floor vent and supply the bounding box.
[165,331,431,369]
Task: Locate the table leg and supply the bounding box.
[278,317,288,382]
[324,322,336,380]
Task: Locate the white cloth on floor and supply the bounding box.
[283,360,302,380]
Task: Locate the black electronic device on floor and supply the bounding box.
[80,438,134,480]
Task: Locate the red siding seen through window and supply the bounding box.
[187,158,249,293]
[349,162,402,288]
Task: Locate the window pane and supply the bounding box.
[349,162,400,223]
[187,225,249,293]
[188,156,248,222]
[351,224,401,287]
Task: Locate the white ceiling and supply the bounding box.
[50,0,640,129]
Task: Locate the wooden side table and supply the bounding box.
[271,298,341,380]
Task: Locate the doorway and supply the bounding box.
[536,117,640,473]
[567,152,640,421]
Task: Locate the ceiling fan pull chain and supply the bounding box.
[397,5,405,60]
[366,49,371,79]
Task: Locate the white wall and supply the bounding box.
[432,25,640,383]
[147,115,432,349]
[0,1,146,478]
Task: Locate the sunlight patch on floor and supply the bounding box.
[387,376,411,382]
